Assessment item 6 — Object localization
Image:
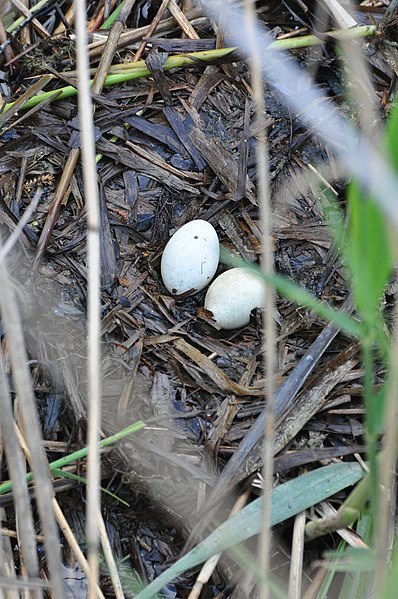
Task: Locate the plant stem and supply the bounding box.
[6,0,52,33]
[0,421,145,495]
[4,25,376,113]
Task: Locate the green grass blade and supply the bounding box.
[50,468,130,507]
[136,463,364,599]
[4,27,376,112]
[335,510,374,599]
[0,420,145,495]
[384,99,398,174]
[3,49,237,112]
[347,180,393,319]
[101,0,126,29]
[345,100,398,322]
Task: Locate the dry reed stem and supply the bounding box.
[188,489,251,599]
[0,347,40,594]
[243,2,276,598]
[0,506,18,599]
[91,0,138,92]
[88,0,117,32]
[168,0,200,39]
[54,2,75,34]
[86,5,203,57]
[0,14,14,67]
[52,498,106,599]
[98,509,125,599]
[323,0,357,28]
[9,0,50,37]
[74,0,101,596]
[288,511,306,599]
[301,567,327,599]
[0,252,64,598]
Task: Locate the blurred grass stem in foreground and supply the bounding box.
[243,1,275,598]
[202,1,398,231]
[75,0,102,595]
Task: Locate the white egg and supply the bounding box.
[161,220,219,296]
[204,267,265,329]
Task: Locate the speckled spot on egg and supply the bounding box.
[161,220,220,296]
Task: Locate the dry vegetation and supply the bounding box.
[0,1,398,598]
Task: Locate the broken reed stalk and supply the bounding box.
[2,26,376,114]
[242,1,275,599]
[288,511,306,599]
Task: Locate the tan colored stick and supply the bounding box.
[168,0,200,39]
[133,0,171,62]
[188,489,251,599]
[52,498,106,599]
[9,0,49,37]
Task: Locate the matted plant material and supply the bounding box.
[0,0,397,597]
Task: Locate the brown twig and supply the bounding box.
[88,0,117,32]
[168,0,200,39]
[133,0,172,62]
[52,498,106,599]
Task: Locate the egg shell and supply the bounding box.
[161,220,219,296]
[204,267,265,329]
